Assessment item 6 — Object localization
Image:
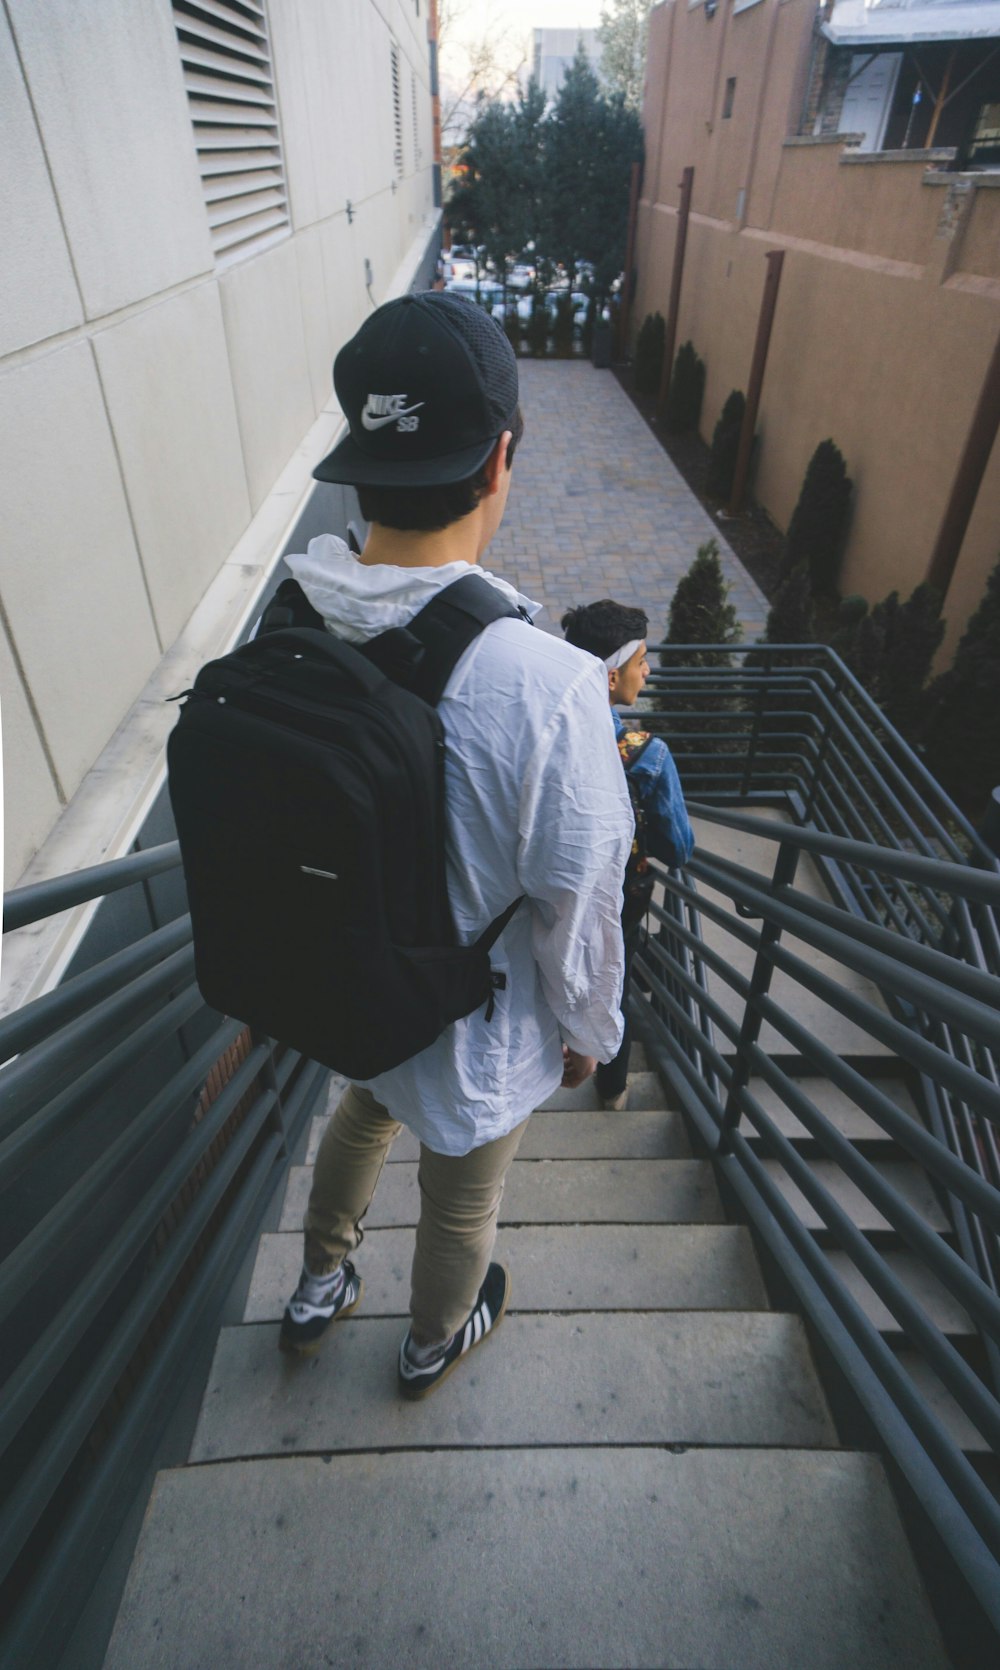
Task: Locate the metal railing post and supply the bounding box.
[802,662,842,824]
[717,839,800,1155]
[739,647,771,798]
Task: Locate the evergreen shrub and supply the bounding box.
[783,439,852,595]
[854,584,944,736]
[657,540,743,776]
[553,292,575,357]
[662,340,706,433]
[634,312,665,395]
[527,293,548,357]
[706,391,745,501]
[828,594,868,670]
[923,557,1000,816]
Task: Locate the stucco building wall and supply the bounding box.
[1,0,436,886]
[635,0,1000,663]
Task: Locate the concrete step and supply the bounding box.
[104,1448,950,1670]
[306,1104,691,1165]
[740,1074,921,1149]
[244,1223,770,1322]
[688,813,896,1062]
[827,1248,975,1339]
[893,1346,993,1453]
[189,1311,837,1461]
[279,1158,725,1231]
[760,1159,950,1236]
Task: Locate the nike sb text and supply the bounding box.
[361,393,425,431]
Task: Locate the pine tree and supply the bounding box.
[850,584,944,737]
[706,390,745,501]
[662,340,706,433]
[658,538,743,747]
[923,557,1000,816]
[634,312,665,395]
[763,564,817,647]
[783,439,852,595]
[545,47,644,304]
[598,0,653,111]
[526,291,548,356]
[828,594,868,671]
[665,539,742,649]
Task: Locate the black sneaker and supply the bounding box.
[397,1262,510,1400]
[279,1258,363,1356]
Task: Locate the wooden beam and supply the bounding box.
[657,167,695,420]
[926,326,1000,600]
[728,249,785,516]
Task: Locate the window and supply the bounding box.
[392,43,403,177]
[412,73,421,166]
[172,0,289,263]
[722,77,737,119]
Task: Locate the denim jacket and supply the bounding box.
[613,709,694,868]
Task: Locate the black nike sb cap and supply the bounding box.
[312,290,519,488]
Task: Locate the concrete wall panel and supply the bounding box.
[0,624,62,887]
[219,239,315,510]
[7,0,211,319]
[93,284,252,648]
[268,0,319,232]
[295,227,335,413]
[0,8,83,356]
[319,215,366,369]
[0,343,160,797]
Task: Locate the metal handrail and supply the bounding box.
[647,640,991,862]
[636,805,1000,1631]
[0,844,330,1669]
[3,841,182,931]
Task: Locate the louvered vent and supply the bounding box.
[173,0,289,263]
[412,73,420,166]
[392,43,403,177]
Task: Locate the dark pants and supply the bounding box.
[596,926,640,1100]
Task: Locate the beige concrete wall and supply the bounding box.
[1,0,436,885]
[636,0,1000,669]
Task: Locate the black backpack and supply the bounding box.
[167,573,526,1079]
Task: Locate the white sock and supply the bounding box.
[405,1331,452,1367]
[301,1263,344,1303]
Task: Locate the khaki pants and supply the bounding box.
[304,1083,528,1346]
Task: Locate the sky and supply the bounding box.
[438,0,607,131]
[443,1,605,52]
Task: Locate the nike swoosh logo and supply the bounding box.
[361,403,424,431]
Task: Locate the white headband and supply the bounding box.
[604,639,643,672]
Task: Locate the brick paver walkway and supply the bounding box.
[488,360,768,641]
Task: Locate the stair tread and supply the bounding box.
[190,1311,837,1461]
[826,1248,975,1337]
[307,1105,690,1165]
[759,1159,950,1234]
[245,1223,770,1322]
[280,1159,726,1230]
[688,815,896,1060]
[742,1076,919,1146]
[892,1346,993,1453]
[104,1449,950,1670]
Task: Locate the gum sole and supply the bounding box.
[277,1277,364,1357]
[398,1265,511,1401]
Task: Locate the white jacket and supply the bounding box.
[286,537,633,1155]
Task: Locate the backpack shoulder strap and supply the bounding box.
[617,726,654,772]
[255,577,326,637]
[364,573,531,706]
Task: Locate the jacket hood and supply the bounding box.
[286,535,541,644]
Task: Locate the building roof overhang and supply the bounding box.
[821,0,1000,47]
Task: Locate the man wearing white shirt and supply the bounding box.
[279,291,633,1398]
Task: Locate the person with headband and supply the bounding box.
[561,599,694,1110]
